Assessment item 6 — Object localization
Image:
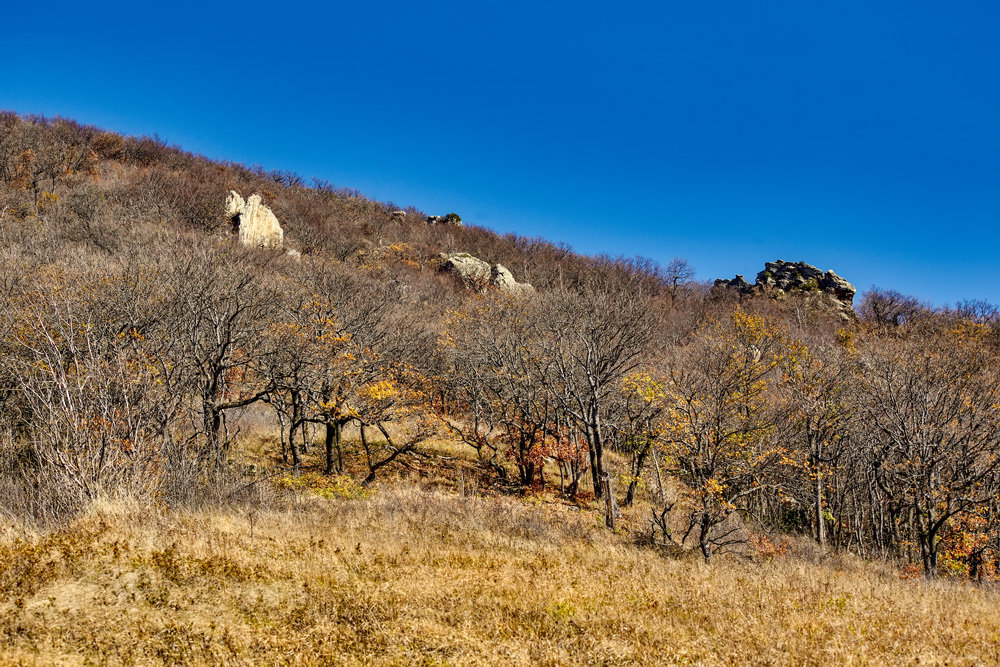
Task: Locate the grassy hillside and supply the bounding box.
[4,478,1000,664]
[2,112,1000,664]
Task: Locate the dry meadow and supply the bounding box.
[2,475,1000,665]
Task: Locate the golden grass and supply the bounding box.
[2,483,1000,665]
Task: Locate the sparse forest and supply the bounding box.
[2,113,1000,663]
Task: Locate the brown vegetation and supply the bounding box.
[2,112,1000,662]
[3,487,1000,664]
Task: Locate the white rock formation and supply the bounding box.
[225,191,284,249]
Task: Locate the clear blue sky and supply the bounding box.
[3,1,998,306]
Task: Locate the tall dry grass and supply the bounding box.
[2,483,999,665]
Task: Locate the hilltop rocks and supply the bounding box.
[816,270,856,303]
[427,213,463,226]
[225,191,284,249]
[715,260,856,318]
[439,253,534,295]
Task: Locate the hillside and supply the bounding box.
[2,112,1000,664]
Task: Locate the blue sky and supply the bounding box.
[3,1,998,305]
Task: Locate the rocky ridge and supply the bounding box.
[715,260,856,318]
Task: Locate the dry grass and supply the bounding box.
[2,483,1000,665]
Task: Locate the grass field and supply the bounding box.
[3,464,1000,665]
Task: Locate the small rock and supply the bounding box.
[439,252,491,286]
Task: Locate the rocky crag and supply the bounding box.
[715,260,856,318]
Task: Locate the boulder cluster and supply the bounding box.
[426,213,463,226]
[389,210,463,226]
[715,260,856,317]
[438,253,534,295]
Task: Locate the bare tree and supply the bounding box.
[537,275,660,499]
[853,325,1000,577]
[664,257,695,300]
[659,310,792,560]
[440,293,557,485]
[781,338,853,546]
[161,245,280,466]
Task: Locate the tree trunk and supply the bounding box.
[587,436,600,498]
[589,411,606,499]
[652,448,666,504]
[922,541,938,579]
[289,432,301,470]
[202,400,221,449]
[809,427,826,547]
[624,440,651,507]
[698,517,713,561]
[288,391,305,470]
[324,420,342,475]
[519,461,535,486]
[277,410,288,464]
[601,471,618,530]
[359,423,375,485]
[815,469,827,547]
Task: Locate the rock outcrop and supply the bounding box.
[715,274,754,294]
[225,191,284,249]
[715,260,856,318]
[440,252,491,285]
[427,213,463,226]
[439,253,534,295]
[490,263,535,295]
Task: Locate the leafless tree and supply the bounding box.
[853,326,1000,576]
[537,273,660,498]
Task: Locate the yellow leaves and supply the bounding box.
[385,242,419,269]
[622,371,666,403]
[116,328,146,342]
[731,309,786,358]
[947,321,988,346]
[835,328,856,352]
[731,309,768,339]
[779,452,801,468]
[362,379,400,402]
[704,478,726,496]
[37,191,59,212]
